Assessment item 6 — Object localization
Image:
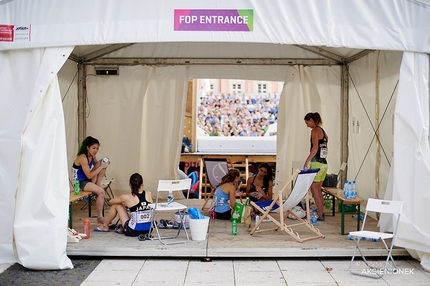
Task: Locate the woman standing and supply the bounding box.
[213,169,241,220]
[303,112,328,221]
[245,163,273,202]
[72,136,109,224]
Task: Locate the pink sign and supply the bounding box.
[174,9,254,31]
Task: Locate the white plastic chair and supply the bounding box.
[149,178,192,245]
[348,198,403,279]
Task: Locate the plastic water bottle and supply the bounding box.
[74,178,80,195]
[167,190,174,205]
[325,197,331,210]
[352,215,364,220]
[347,181,353,200]
[255,215,260,230]
[232,219,237,236]
[343,180,349,199]
[348,235,379,242]
[309,208,317,226]
[313,209,318,226]
[351,180,357,199]
[83,218,90,239]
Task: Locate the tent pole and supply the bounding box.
[77,63,86,143]
[340,63,349,183]
[191,79,197,152]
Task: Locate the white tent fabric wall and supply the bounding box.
[381,52,430,271]
[0,49,36,264]
[58,60,79,180]
[348,51,402,202]
[86,65,188,194]
[0,46,73,269]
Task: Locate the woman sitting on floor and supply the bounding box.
[95,173,153,236]
[245,162,273,203]
[213,169,241,220]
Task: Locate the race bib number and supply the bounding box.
[135,210,152,223]
[320,147,328,158]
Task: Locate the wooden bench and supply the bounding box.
[322,187,364,235]
[69,191,92,229]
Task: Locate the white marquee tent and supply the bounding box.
[0,0,429,270]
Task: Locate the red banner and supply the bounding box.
[0,25,14,42]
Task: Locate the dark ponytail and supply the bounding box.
[77,136,100,156]
[129,173,143,196]
[304,112,323,126]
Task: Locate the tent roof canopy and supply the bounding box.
[1,0,429,59]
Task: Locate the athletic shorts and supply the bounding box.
[310,161,328,183]
[123,220,150,237]
[215,210,231,220]
[79,179,92,190]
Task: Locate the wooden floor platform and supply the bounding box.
[67,199,409,259]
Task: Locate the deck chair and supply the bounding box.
[149,178,192,245]
[348,198,403,279]
[250,169,325,243]
[201,158,229,210]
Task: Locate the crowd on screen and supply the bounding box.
[197,91,279,137]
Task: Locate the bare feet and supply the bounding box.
[97,217,105,224]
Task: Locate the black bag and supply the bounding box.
[322,174,338,187]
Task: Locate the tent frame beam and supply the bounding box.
[86,58,338,66]
[294,45,345,63]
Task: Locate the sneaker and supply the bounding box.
[158,219,166,229]
[165,220,174,229]
[317,213,325,221]
[114,224,124,234]
[138,233,154,241]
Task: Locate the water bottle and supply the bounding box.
[83,218,90,239]
[74,178,80,195]
[312,209,318,226]
[255,215,260,230]
[343,180,349,199]
[347,181,352,200]
[325,197,331,210]
[167,190,174,205]
[351,180,357,199]
[309,208,317,226]
[232,219,237,236]
[352,215,364,220]
[348,235,379,242]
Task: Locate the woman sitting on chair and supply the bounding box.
[245,163,273,202]
[73,136,109,224]
[213,169,241,220]
[95,173,153,236]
